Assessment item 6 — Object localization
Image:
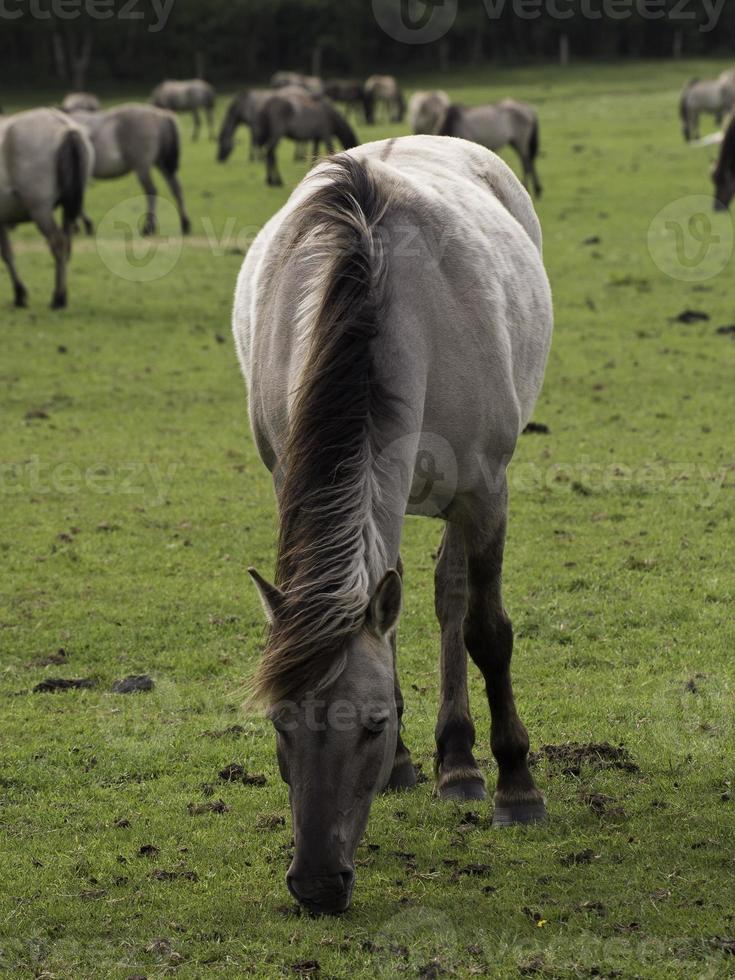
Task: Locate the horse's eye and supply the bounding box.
[365,711,389,736]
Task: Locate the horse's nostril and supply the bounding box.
[340,870,355,893]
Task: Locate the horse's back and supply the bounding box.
[234,136,552,486]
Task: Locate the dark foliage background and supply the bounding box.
[1,0,734,88]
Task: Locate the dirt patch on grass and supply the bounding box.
[529,742,639,775]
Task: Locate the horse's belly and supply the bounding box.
[93,151,128,179]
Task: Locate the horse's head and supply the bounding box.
[250,569,402,914]
[712,157,735,210]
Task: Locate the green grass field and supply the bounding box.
[2,61,734,978]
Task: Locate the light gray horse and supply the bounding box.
[0,108,92,308]
[70,104,190,236]
[61,92,101,112]
[233,135,553,914]
[408,89,450,134]
[364,74,405,124]
[150,79,216,141]
[248,89,357,186]
[271,71,324,96]
[680,72,735,141]
[440,99,542,197]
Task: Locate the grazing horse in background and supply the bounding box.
[440,100,542,197]
[218,86,315,163]
[0,108,92,308]
[364,75,405,123]
[250,90,357,186]
[680,72,735,142]
[70,104,191,236]
[323,79,371,121]
[150,79,216,141]
[408,89,450,134]
[232,135,553,914]
[271,71,324,97]
[61,92,100,112]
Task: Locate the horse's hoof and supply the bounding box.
[141,221,157,237]
[492,800,547,827]
[386,759,417,791]
[50,292,67,310]
[14,289,28,308]
[439,778,487,802]
[181,217,192,235]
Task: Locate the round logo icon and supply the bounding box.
[95,196,184,283]
[372,0,457,44]
[375,431,458,518]
[647,195,733,283]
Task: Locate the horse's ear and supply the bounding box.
[366,569,402,638]
[248,568,284,623]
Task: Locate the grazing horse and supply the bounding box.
[70,104,191,236]
[364,75,406,124]
[0,108,92,308]
[408,89,450,134]
[232,135,553,914]
[150,79,216,141]
[440,100,542,197]
[271,71,324,96]
[61,92,101,112]
[250,90,357,186]
[218,86,311,163]
[323,79,371,121]
[680,72,735,142]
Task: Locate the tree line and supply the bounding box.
[1,0,734,89]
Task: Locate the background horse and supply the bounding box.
[218,86,318,164]
[680,72,735,141]
[364,74,405,123]
[150,79,216,141]
[70,104,190,236]
[408,89,450,134]
[440,99,542,197]
[0,108,92,308]
[323,79,371,121]
[271,71,324,96]
[250,90,357,185]
[232,135,553,914]
[61,92,100,112]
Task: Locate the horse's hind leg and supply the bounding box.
[386,554,417,791]
[206,106,215,141]
[462,479,546,826]
[31,208,69,309]
[265,142,283,186]
[160,167,192,235]
[136,169,158,236]
[191,107,201,141]
[434,523,486,801]
[0,226,28,308]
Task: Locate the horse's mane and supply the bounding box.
[252,155,393,705]
[715,113,735,180]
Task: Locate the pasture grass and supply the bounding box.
[1,60,735,978]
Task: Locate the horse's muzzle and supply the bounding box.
[286,869,355,915]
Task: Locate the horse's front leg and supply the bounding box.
[386,554,417,791]
[191,107,201,141]
[462,480,546,826]
[265,141,283,187]
[434,523,486,800]
[0,225,28,308]
[136,169,158,236]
